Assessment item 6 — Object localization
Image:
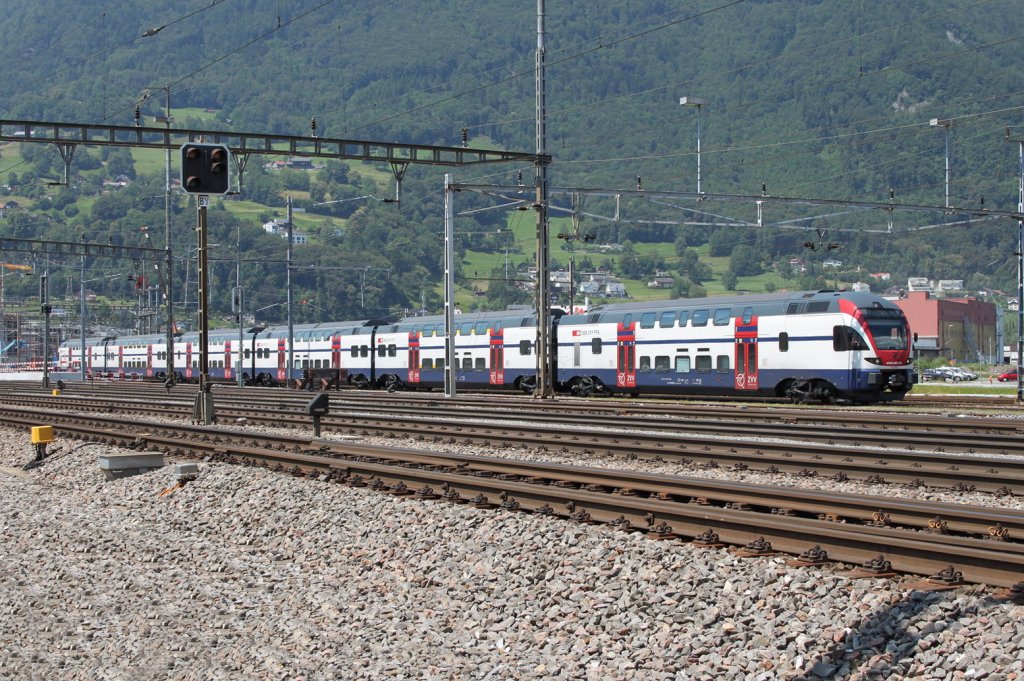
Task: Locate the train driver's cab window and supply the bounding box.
[639,356,652,372]
[591,338,603,354]
[713,309,731,326]
[519,340,533,356]
[695,354,713,371]
[716,355,730,371]
[779,332,789,352]
[659,311,676,328]
[654,356,670,372]
[675,356,691,373]
[640,312,656,329]
[833,326,869,351]
[692,310,709,327]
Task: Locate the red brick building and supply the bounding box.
[893,291,999,363]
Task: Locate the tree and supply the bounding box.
[722,270,738,290]
[729,244,763,276]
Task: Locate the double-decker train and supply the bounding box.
[57,290,916,403]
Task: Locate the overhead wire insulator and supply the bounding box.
[461,128,468,148]
[636,174,642,191]
[311,116,317,138]
[134,105,141,127]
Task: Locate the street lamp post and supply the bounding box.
[930,118,953,209]
[680,96,705,194]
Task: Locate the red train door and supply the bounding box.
[277,338,286,381]
[616,321,636,389]
[224,341,233,380]
[489,328,504,385]
[331,335,341,369]
[734,314,759,391]
[408,332,420,384]
[185,343,193,379]
[146,344,153,377]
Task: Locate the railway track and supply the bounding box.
[2,404,1022,590]
[4,388,1024,494]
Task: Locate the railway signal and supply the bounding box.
[180,143,230,195]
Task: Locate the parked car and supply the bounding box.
[998,371,1019,382]
[946,367,977,381]
[922,368,954,382]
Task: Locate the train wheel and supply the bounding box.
[518,375,536,395]
[383,374,400,393]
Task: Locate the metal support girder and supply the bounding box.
[53,143,76,186]
[0,237,163,259]
[0,119,544,167]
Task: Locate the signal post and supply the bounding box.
[181,143,230,424]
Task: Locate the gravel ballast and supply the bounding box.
[1,427,1023,680]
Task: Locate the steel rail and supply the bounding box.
[2,397,1023,494]
[2,406,1024,587]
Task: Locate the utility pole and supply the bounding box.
[286,196,294,389]
[40,265,50,389]
[235,222,244,388]
[444,173,456,398]
[80,234,86,382]
[533,0,554,398]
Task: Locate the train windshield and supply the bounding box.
[862,308,908,350]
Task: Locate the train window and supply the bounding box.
[675,356,691,373]
[833,326,868,351]
[475,322,488,335]
[244,349,251,359]
[737,347,745,373]
[475,358,486,370]
[713,309,731,326]
[463,358,474,370]
[779,332,789,352]
[494,321,503,333]
[639,356,652,372]
[351,347,359,358]
[436,358,445,370]
[377,345,386,358]
[622,314,632,328]
[787,303,800,315]
[808,301,830,313]
[742,307,754,324]
[640,312,656,329]
[654,356,671,372]
[519,340,532,356]
[695,355,712,371]
[659,312,676,328]
[422,358,433,370]
[692,310,709,326]
[460,323,473,335]
[591,338,603,354]
[360,346,369,358]
[716,355,730,371]
[388,344,397,357]
[677,311,689,327]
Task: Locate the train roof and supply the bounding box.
[393,306,558,330]
[563,290,901,323]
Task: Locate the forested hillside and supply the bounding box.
[1,0,1022,329]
